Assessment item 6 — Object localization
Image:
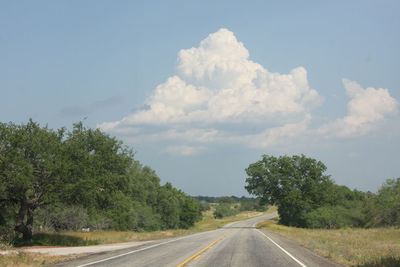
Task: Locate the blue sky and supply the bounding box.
[1,1,399,196]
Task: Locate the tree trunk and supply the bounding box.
[14,201,34,240]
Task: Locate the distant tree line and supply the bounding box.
[193,195,267,219]
[245,154,400,229]
[0,120,202,242]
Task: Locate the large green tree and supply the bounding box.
[0,120,64,239]
[61,122,133,211]
[0,120,202,241]
[245,154,333,227]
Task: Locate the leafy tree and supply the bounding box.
[368,178,400,227]
[134,203,161,231]
[157,183,181,229]
[0,120,64,239]
[178,194,201,228]
[213,203,239,219]
[61,122,133,211]
[245,154,333,227]
[34,205,89,231]
[0,120,202,240]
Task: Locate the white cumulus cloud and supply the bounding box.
[99,28,321,127]
[318,79,398,138]
[98,28,398,153]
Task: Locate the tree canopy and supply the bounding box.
[245,154,333,226]
[0,120,201,241]
[245,154,400,229]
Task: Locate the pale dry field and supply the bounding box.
[259,220,400,267]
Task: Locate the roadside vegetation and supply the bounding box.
[2,198,268,247]
[258,219,400,267]
[194,195,267,219]
[247,154,400,266]
[246,154,400,229]
[0,252,74,267]
[51,205,268,245]
[0,120,201,245]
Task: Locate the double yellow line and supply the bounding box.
[176,235,226,267]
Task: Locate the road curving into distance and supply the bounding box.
[54,212,342,267]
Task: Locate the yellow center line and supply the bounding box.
[175,235,226,267]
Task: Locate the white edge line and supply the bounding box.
[76,229,222,267]
[256,229,308,267]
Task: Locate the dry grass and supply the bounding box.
[258,220,400,267]
[0,252,73,267]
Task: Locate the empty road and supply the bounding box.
[56,213,341,267]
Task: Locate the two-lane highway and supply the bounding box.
[56,213,341,267]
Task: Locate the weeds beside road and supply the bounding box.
[0,252,75,267]
[258,219,400,267]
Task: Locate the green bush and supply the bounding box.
[213,203,239,219]
[34,205,89,231]
[134,204,161,231]
[368,178,400,227]
[199,201,211,212]
[179,197,202,229]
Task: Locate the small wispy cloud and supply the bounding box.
[164,145,206,156]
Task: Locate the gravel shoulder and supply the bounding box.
[15,240,152,256]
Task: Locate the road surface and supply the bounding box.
[55,213,341,267]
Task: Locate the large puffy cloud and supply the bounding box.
[99,28,398,152]
[318,80,398,138]
[100,28,321,128]
[177,28,261,90]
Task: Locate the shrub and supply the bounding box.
[213,203,239,219]
[368,178,400,227]
[304,205,365,228]
[34,205,89,231]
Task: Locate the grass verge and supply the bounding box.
[0,252,74,267]
[258,219,400,267]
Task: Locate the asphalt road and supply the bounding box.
[55,213,341,267]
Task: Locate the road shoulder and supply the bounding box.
[258,228,343,267]
[19,240,153,256]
